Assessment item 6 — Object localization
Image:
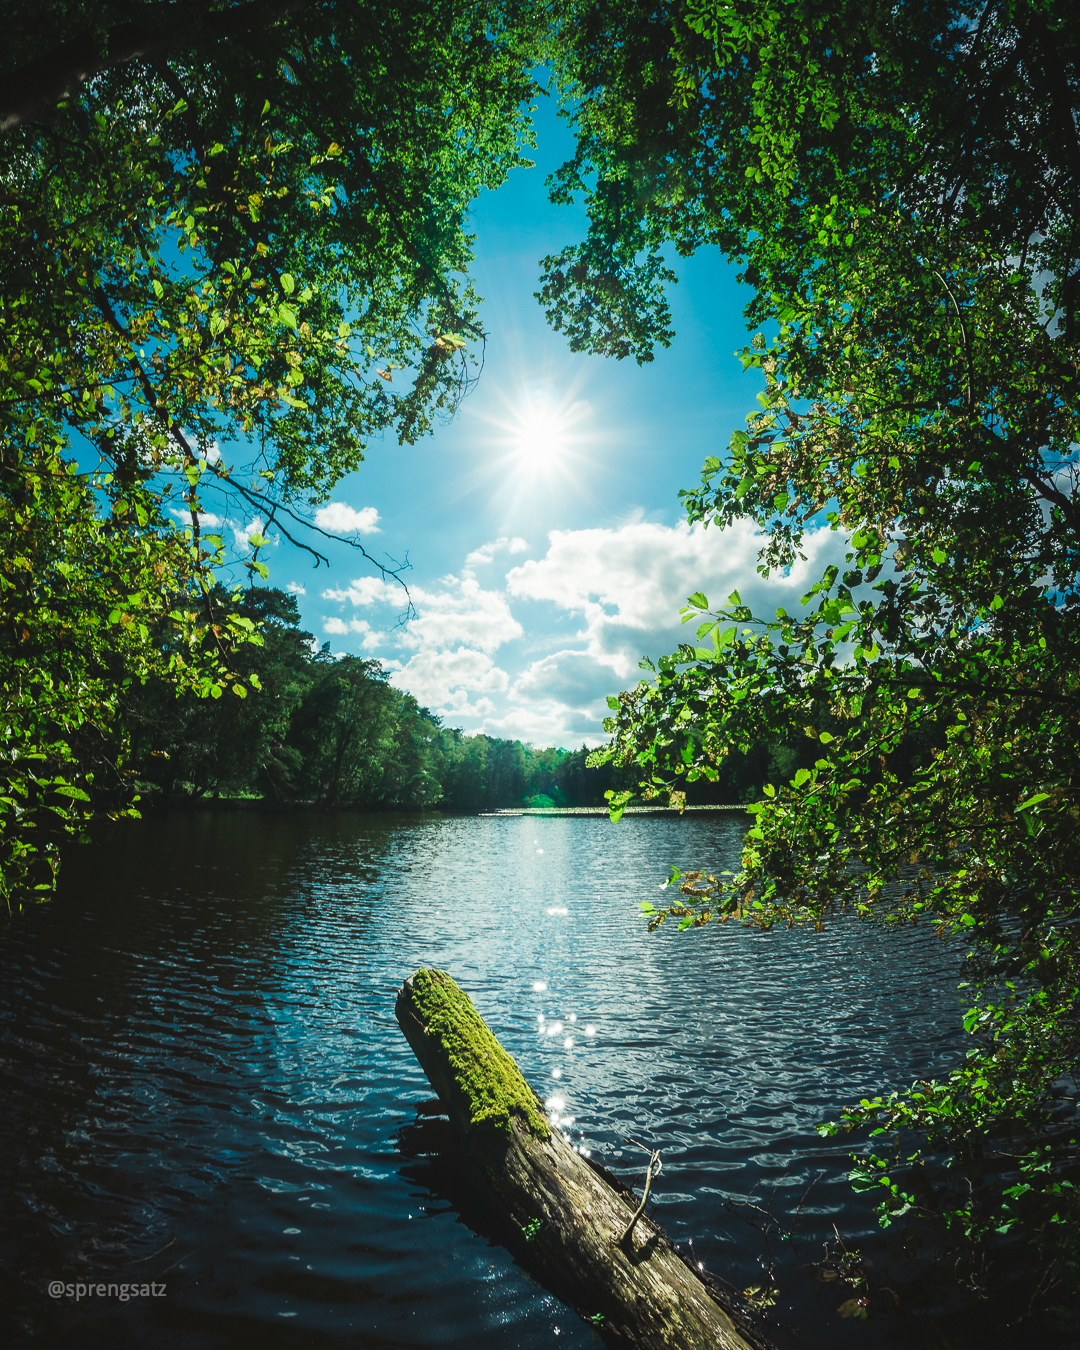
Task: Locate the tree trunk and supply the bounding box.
[395,969,766,1350]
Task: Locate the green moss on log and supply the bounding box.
[410,969,550,1140]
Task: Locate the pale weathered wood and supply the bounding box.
[395,968,765,1350]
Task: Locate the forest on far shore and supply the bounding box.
[125,587,796,813]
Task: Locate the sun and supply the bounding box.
[512,397,567,472]
[460,376,598,510]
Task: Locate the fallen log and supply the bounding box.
[395,968,765,1350]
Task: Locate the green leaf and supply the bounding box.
[1015,792,1051,811]
[280,273,295,295]
[687,592,709,610]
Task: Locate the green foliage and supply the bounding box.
[1,0,553,910]
[408,968,550,1140]
[0,442,251,914]
[125,586,313,802]
[560,0,1080,1314]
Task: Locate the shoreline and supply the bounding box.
[131,799,751,817]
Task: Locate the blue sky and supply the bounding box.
[242,98,844,746]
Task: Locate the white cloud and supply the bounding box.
[506,519,841,680]
[510,650,621,713]
[233,516,275,551]
[400,576,522,654]
[479,703,606,748]
[389,647,510,707]
[322,615,384,650]
[314,502,381,534]
[169,507,223,528]
[464,535,529,570]
[322,576,399,607]
[325,573,520,655]
[286,581,306,595]
[439,691,494,718]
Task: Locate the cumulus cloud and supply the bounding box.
[464,536,529,569]
[323,564,521,716]
[325,574,520,655]
[232,516,275,550]
[510,649,623,713]
[480,703,606,748]
[322,615,384,650]
[506,518,842,679]
[388,647,510,708]
[317,520,851,746]
[286,581,306,595]
[400,577,522,654]
[322,576,399,607]
[169,507,224,528]
[477,518,852,743]
[314,502,381,534]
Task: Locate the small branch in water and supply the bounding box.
[121,1237,177,1268]
[619,1149,663,1247]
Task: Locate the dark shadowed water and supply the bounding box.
[0,810,970,1349]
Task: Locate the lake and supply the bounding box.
[0,809,969,1348]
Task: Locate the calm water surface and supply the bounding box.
[0,811,968,1349]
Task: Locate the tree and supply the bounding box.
[124,586,317,801]
[1,0,551,909]
[287,653,444,809]
[557,0,1080,1316]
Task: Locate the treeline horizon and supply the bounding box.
[124,587,788,813]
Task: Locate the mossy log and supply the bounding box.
[395,968,764,1350]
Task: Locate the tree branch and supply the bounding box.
[90,284,413,608]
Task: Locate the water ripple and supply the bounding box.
[0,810,966,1348]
